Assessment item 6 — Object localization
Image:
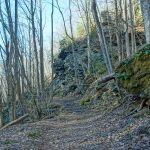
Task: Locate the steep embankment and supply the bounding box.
[115,44,150,113]
[80,44,150,110]
[116,44,150,98]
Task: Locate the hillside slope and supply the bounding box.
[116,44,150,98]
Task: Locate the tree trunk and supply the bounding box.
[91,0,113,74]
[114,0,122,62]
[129,0,136,55]
[31,0,40,95]
[0,91,3,128]
[123,0,130,58]
[50,0,54,102]
[106,0,112,49]
[85,0,91,74]
[39,0,44,92]
[140,0,150,43]
[69,0,79,85]
[5,0,16,121]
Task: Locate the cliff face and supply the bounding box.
[53,36,106,96]
[116,44,150,98]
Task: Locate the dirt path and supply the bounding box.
[0,97,150,150]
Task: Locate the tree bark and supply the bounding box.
[5,0,16,121]
[91,0,113,74]
[85,0,91,73]
[39,0,44,92]
[0,91,3,128]
[140,0,150,43]
[129,0,136,54]
[123,0,130,58]
[31,0,40,95]
[69,0,79,85]
[50,0,54,102]
[114,0,122,62]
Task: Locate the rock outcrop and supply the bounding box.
[53,36,106,96]
[53,31,147,97]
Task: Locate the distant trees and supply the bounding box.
[0,0,50,126]
[75,0,144,66]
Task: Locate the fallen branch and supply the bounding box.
[96,73,115,85]
[0,114,28,131]
[84,73,115,96]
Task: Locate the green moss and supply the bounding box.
[115,72,130,80]
[27,130,40,139]
[93,61,106,75]
[118,58,134,68]
[80,97,90,106]
[116,44,150,97]
[0,139,17,145]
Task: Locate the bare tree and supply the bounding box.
[31,0,40,95]
[50,0,54,102]
[140,0,150,43]
[114,0,122,62]
[76,0,91,73]
[123,0,130,58]
[91,0,113,74]
[0,89,2,127]
[69,0,79,85]
[4,0,16,121]
[39,0,44,93]
[129,0,136,54]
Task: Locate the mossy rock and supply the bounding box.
[116,44,150,97]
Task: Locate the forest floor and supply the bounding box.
[0,97,150,150]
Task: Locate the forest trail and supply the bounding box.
[0,97,150,150]
[54,97,86,114]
